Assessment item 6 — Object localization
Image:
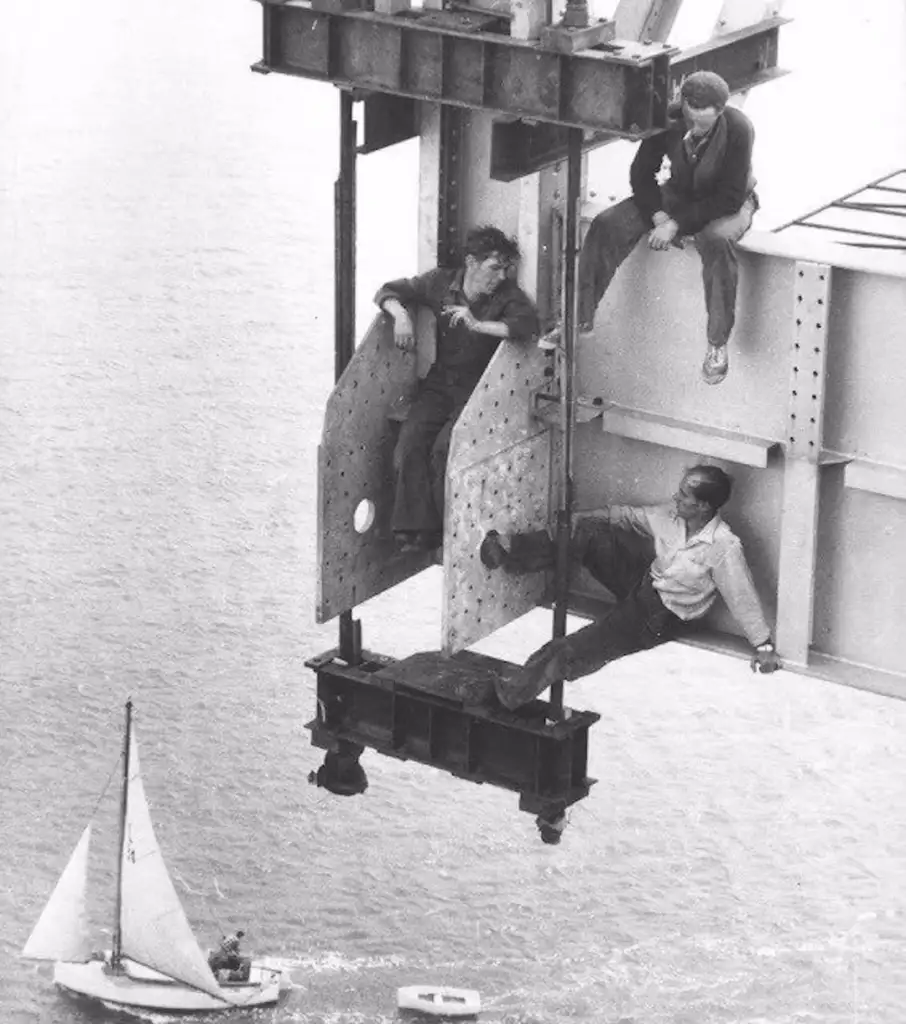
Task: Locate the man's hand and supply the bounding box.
[750,646,782,674]
[445,304,478,330]
[392,310,416,352]
[648,217,680,251]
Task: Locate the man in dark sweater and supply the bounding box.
[550,71,756,385]
[376,226,539,552]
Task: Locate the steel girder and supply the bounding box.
[305,648,600,816]
[490,16,787,180]
[254,0,673,137]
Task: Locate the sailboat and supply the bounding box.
[21,701,284,1013]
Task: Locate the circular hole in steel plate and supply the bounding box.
[353,498,376,534]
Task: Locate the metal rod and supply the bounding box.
[334,89,357,380]
[834,200,906,216]
[840,241,906,250]
[112,699,133,969]
[549,127,583,717]
[334,89,362,666]
[797,220,906,243]
[772,169,901,233]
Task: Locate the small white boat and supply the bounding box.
[21,701,284,1013]
[397,985,481,1018]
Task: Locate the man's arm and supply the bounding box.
[629,131,671,225]
[712,540,781,673]
[375,269,449,352]
[447,286,539,343]
[670,113,755,237]
[498,288,540,343]
[574,503,657,537]
[374,268,448,312]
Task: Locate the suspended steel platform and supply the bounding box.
[306,648,600,822]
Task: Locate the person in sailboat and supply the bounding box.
[208,929,245,974]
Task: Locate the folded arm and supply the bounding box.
[375,269,450,352]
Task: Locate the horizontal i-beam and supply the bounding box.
[254,0,672,136]
[490,15,787,180]
[305,647,600,814]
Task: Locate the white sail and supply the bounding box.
[119,738,233,1003]
[22,825,93,962]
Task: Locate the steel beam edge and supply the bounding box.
[254,0,673,136]
[489,15,788,180]
[304,647,601,812]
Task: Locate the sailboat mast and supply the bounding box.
[112,699,132,968]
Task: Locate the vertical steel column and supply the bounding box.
[549,128,583,716]
[335,89,362,665]
[775,261,831,667]
[437,105,466,265]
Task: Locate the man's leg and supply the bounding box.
[576,199,649,330]
[391,383,453,539]
[483,518,652,595]
[497,576,677,709]
[427,385,471,537]
[695,195,756,384]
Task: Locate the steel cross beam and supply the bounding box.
[305,648,600,820]
[254,0,673,136]
[490,15,787,180]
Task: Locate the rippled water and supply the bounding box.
[2,2,906,1022]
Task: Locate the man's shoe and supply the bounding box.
[537,323,595,352]
[702,344,729,385]
[480,530,510,570]
[495,638,568,710]
[537,323,562,351]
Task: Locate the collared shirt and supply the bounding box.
[374,267,539,387]
[605,502,771,645]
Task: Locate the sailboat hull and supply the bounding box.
[54,957,283,1013]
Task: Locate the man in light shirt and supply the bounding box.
[480,465,781,710]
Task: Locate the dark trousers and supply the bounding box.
[391,374,471,535]
[577,195,756,347]
[506,521,679,680]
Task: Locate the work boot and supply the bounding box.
[701,344,729,385]
[480,529,554,573]
[537,323,563,351]
[479,529,511,569]
[537,321,595,352]
[495,637,569,710]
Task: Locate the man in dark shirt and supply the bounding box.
[546,71,756,385]
[376,226,539,552]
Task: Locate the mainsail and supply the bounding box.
[21,825,93,963]
[119,737,232,1003]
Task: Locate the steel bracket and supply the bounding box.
[305,648,600,819]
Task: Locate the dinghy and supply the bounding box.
[21,701,284,1013]
[397,985,481,1018]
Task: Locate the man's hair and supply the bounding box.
[688,464,732,510]
[463,225,521,266]
[681,71,730,111]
